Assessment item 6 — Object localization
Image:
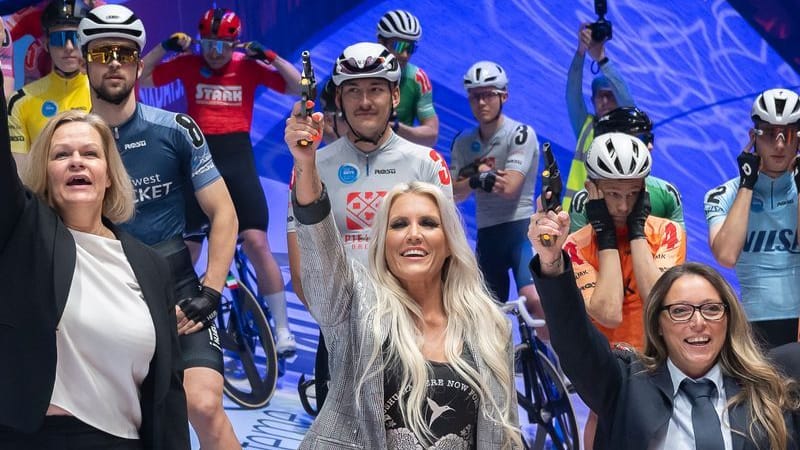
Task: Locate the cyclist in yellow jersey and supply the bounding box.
[8,0,91,169]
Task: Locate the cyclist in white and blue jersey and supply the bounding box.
[704,88,800,349]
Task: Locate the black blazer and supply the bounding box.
[531,253,798,450]
[0,105,188,448]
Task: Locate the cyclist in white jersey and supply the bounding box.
[704,88,800,348]
[450,61,543,329]
[285,42,453,411]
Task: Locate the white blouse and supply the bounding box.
[49,229,156,439]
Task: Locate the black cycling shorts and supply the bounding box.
[184,132,269,236]
[151,237,223,373]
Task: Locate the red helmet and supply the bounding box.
[198,8,241,40]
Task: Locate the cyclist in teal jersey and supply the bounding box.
[569,106,684,232]
[376,9,438,147]
[705,88,800,349]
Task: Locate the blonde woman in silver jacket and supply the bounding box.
[285,100,522,449]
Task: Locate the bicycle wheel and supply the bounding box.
[516,344,580,450]
[217,277,279,409]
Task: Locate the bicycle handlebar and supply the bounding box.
[501,296,546,328]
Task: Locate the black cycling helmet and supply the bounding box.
[41,0,91,31]
[319,78,337,113]
[595,106,654,145]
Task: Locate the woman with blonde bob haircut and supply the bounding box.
[1,105,189,448]
[22,110,135,223]
[289,176,521,446]
[529,204,800,450]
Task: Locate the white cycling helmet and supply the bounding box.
[331,42,401,86]
[586,132,651,180]
[78,4,146,52]
[751,88,800,125]
[377,10,421,41]
[463,61,508,91]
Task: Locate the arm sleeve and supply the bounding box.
[7,91,30,154]
[504,124,538,176]
[293,188,356,328]
[413,67,436,120]
[171,113,221,191]
[531,252,622,417]
[568,189,590,233]
[565,52,589,137]
[448,132,466,179]
[600,60,634,108]
[423,149,454,200]
[253,60,288,93]
[150,55,187,87]
[663,181,685,228]
[704,181,736,227]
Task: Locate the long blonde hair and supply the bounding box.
[22,110,134,223]
[357,181,521,448]
[641,263,799,449]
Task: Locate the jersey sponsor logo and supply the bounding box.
[124,140,147,150]
[777,198,795,207]
[415,68,433,95]
[338,164,359,184]
[564,241,585,265]
[373,168,396,175]
[195,83,243,105]
[9,135,23,142]
[506,157,524,167]
[743,229,800,254]
[470,141,481,153]
[663,223,680,250]
[41,100,57,117]
[131,174,174,203]
[346,191,387,230]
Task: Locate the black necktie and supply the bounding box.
[680,379,725,450]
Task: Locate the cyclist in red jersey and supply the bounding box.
[140,7,301,355]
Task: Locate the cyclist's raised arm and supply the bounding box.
[242,42,302,96]
[565,25,590,137]
[140,32,192,88]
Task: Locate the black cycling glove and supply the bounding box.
[586,199,617,250]
[178,286,221,328]
[627,190,651,241]
[469,171,496,192]
[737,151,760,190]
[161,32,189,52]
[457,160,481,180]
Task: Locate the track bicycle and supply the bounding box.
[211,243,281,409]
[502,297,580,450]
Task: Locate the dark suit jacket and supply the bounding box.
[531,253,798,450]
[0,109,189,448]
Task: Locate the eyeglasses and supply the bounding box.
[86,45,139,65]
[391,39,417,55]
[660,303,728,322]
[468,90,503,103]
[49,30,78,48]
[200,39,236,53]
[755,125,800,143]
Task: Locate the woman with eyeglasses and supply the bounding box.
[528,206,800,449]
